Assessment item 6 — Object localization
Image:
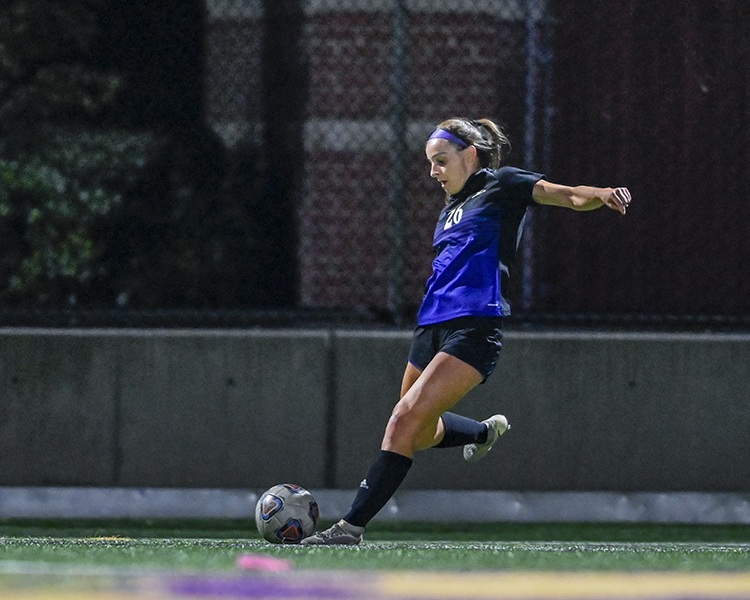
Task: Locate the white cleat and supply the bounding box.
[299,519,364,546]
[463,414,510,462]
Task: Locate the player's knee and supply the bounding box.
[386,401,432,444]
[387,405,417,436]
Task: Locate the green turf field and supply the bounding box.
[1,520,750,572]
[2,521,750,599]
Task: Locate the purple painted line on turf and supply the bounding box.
[168,576,359,598]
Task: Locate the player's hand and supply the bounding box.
[604,187,632,215]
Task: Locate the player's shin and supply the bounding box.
[343,450,413,527]
[433,412,488,448]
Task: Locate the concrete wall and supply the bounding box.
[0,330,330,490]
[1,328,748,492]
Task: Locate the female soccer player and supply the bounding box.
[301,117,632,545]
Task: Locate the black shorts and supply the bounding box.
[407,316,503,383]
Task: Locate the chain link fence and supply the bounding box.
[2,0,750,329]
[205,0,551,326]
[535,1,750,330]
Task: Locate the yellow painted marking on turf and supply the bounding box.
[5,571,750,599]
[381,571,750,598]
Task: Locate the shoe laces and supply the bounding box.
[318,521,351,540]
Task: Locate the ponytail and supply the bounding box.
[432,117,511,168]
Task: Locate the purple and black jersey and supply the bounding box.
[417,167,544,326]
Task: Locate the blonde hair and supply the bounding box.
[433,117,511,169]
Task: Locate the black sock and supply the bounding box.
[433,412,488,448]
[343,450,413,527]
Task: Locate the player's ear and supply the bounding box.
[464,144,479,166]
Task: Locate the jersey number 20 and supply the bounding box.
[444,207,463,230]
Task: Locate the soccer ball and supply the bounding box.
[255,483,319,544]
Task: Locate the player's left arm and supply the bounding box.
[533,180,632,214]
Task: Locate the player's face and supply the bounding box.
[425,138,478,196]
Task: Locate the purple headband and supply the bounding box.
[428,128,469,149]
